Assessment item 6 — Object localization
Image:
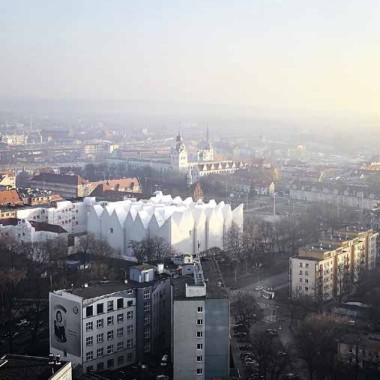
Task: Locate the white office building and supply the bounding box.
[50,284,137,374]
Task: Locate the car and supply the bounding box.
[245,358,259,367]
[265,329,278,337]
[234,332,248,339]
[16,319,29,327]
[160,354,168,366]
[239,344,253,350]
[255,286,264,291]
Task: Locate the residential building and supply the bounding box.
[87,191,244,258]
[289,180,380,210]
[289,228,379,301]
[0,218,68,244]
[0,354,72,380]
[129,264,171,361]
[172,257,230,380]
[0,171,16,188]
[50,283,137,374]
[0,189,23,207]
[30,173,141,200]
[338,334,380,372]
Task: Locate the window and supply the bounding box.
[196,331,203,338]
[127,300,133,307]
[117,298,123,309]
[86,365,93,373]
[126,339,133,348]
[197,368,203,375]
[107,345,114,354]
[299,278,303,283]
[305,279,309,284]
[107,301,114,312]
[143,289,150,300]
[197,356,203,362]
[86,351,93,361]
[127,325,133,334]
[144,327,150,339]
[97,303,104,314]
[144,300,150,312]
[144,341,150,352]
[197,343,203,350]
[197,306,203,313]
[97,319,104,329]
[110,228,113,234]
[97,348,104,357]
[127,289,133,295]
[144,313,151,325]
[117,341,124,351]
[197,319,203,325]
[127,353,133,361]
[305,263,309,268]
[305,271,309,276]
[127,311,133,320]
[107,359,114,368]
[86,322,93,332]
[299,270,303,275]
[107,330,114,341]
[97,333,104,343]
[117,327,124,337]
[299,263,303,268]
[86,336,93,346]
[117,355,124,365]
[107,316,114,326]
[97,362,104,371]
[117,313,124,323]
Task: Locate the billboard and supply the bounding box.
[50,293,82,358]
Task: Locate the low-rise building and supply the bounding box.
[0,354,72,380]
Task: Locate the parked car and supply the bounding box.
[255,285,263,291]
[234,332,248,339]
[265,329,278,337]
[239,344,253,350]
[160,354,168,366]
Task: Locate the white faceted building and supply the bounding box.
[87,191,243,259]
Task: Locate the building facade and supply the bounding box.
[87,191,244,258]
[50,284,137,374]
[289,228,379,301]
[172,258,230,380]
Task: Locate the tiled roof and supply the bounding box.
[30,173,88,186]
[0,190,23,206]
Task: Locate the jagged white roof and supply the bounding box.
[89,191,243,228]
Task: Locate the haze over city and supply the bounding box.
[1,2,380,380]
[1,0,380,125]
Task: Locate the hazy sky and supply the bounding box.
[1,0,380,119]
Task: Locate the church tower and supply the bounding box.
[197,126,214,162]
[170,132,188,172]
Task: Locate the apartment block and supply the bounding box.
[289,228,379,302]
[50,284,137,374]
[172,257,229,380]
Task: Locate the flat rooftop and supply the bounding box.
[0,354,69,380]
[173,258,228,300]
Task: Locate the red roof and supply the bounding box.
[0,190,23,206]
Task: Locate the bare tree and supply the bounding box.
[129,234,175,264]
[231,291,263,330]
[294,315,346,380]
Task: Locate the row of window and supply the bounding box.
[86,352,133,372]
[299,270,309,276]
[86,340,134,360]
[86,298,133,318]
[85,313,134,331]
[86,327,133,345]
